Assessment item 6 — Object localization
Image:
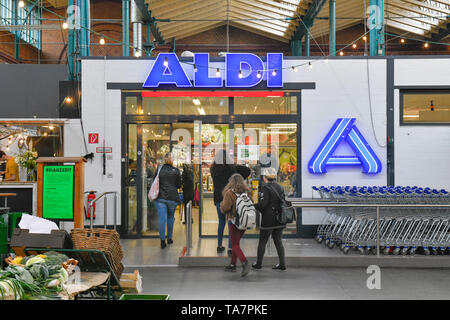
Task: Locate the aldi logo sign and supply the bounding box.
[143,53,283,88]
[308,118,382,174]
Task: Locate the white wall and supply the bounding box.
[284,59,388,225]
[78,56,449,230]
[394,58,450,190]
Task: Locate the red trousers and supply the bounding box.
[229,223,247,265]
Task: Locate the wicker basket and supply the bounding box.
[71,228,124,278]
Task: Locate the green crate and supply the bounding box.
[7,212,23,239]
[0,221,8,255]
[119,294,170,300]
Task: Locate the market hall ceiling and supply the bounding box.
[146,0,449,42]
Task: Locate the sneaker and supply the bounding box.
[160,240,167,249]
[272,264,286,271]
[252,262,262,270]
[217,246,226,253]
[227,249,232,257]
[224,264,236,272]
[167,238,173,245]
[241,260,250,277]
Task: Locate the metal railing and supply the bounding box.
[185,201,193,256]
[87,191,118,230]
[287,198,450,256]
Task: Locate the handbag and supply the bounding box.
[267,184,296,224]
[148,166,162,201]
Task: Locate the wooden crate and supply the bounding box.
[119,270,142,294]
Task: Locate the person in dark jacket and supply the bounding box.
[154,152,182,249]
[181,163,194,224]
[210,150,251,255]
[253,168,287,270]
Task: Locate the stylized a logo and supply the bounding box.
[308,118,382,174]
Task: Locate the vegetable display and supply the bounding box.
[0,251,78,300]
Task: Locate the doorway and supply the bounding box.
[121,91,301,239]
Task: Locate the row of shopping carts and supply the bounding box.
[312,186,450,255]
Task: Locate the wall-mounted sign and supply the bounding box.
[88,133,99,144]
[308,118,382,174]
[143,53,283,89]
[42,165,74,220]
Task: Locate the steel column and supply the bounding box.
[122,0,130,56]
[369,0,378,56]
[291,39,302,56]
[305,31,310,56]
[328,0,336,56]
[68,0,75,79]
[377,0,385,56]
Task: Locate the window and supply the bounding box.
[234,95,297,114]
[401,90,450,124]
[0,0,41,49]
[142,96,228,115]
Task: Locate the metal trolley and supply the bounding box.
[311,186,450,255]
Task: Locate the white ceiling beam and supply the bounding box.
[386,7,440,28]
[386,0,447,20]
[230,20,290,41]
[230,1,299,26]
[150,0,220,18]
[158,7,226,33]
[386,20,427,36]
[164,21,225,40]
[252,0,303,14]
[157,2,226,21]
[227,8,292,29]
[228,12,291,35]
[233,0,300,17]
[400,0,450,15]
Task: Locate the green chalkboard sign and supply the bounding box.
[42,165,75,220]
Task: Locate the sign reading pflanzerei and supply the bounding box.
[42,165,75,220]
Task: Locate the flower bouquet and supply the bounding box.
[15,150,38,181]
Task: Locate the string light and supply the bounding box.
[424,42,429,48]
[324,58,328,63]
[216,68,220,77]
[308,62,312,69]
[134,51,141,57]
[65,96,72,103]
[352,43,357,49]
[193,64,197,72]
[400,38,405,44]
[292,66,297,72]
[99,38,105,45]
[256,70,261,78]
[339,51,344,56]
[164,57,168,67]
[62,22,68,29]
[238,70,243,78]
[272,69,277,76]
[18,1,25,8]
[363,36,367,41]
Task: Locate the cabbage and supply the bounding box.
[25,256,45,268]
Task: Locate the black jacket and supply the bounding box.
[210,164,251,204]
[255,182,286,229]
[155,164,181,202]
[181,164,194,203]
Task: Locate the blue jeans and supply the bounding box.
[215,202,231,249]
[155,199,178,241]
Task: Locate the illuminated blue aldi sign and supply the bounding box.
[308,118,382,174]
[143,53,283,88]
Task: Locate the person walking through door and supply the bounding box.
[252,168,287,270]
[220,173,252,277]
[154,152,181,249]
[181,163,194,224]
[211,150,251,255]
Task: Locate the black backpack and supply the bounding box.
[267,184,296,224]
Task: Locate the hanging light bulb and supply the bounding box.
[424,42,429,48]
[238,70,243,78]
[193,64,197,72]
[256,70,261,78]
[164,57,168,67]
[339,51,344,56]
[99,38,105,45]
[65,96,72,104]
[363,36,367,41]
[62,21,68,29]
[292,66,298,72]
[6,145,9,151]
[324,57,329,63]
[18,1,25,8]
[400,38,405,44]
[272,69,277,76]
[352,43,357,49]
[308,62,312,69]
[135,51,141,57]
[216,68,220,77]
